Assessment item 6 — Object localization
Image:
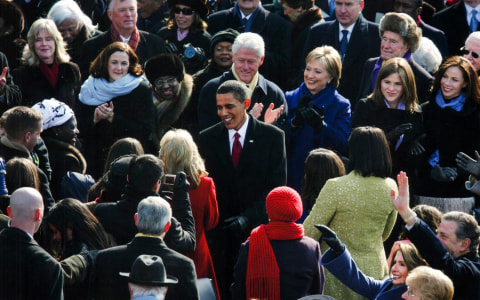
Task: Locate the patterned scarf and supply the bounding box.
[110,25,140,51]
[246,222,304,300]
[39,60,59,88]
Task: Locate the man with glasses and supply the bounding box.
[392,171,480,300]
[144,53,197,147]
[462,31,480,73]
[79,0,167,79]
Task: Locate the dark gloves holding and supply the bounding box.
[408,134,426,156]
[173,171,190,195]
[456,151,480,178]
[386,123,412,142]
[223,215,248,233]
[430,165,457,182]
[315,224,345,257]
[292,102,325,133]
[291,95,312,130]
[0,158,7,195]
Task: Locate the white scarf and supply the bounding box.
[79,74,147,106]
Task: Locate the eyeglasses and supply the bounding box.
[174,7,195,15]
[406,287,417,297]
[460,47,479,59]
[154,77,177,86]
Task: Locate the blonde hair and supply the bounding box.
[305,46,342,88]
[23,18,70,66]
[158,129,207,188]
[406,266,454,300]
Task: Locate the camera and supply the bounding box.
[183,43,206,62]
[164,174,176,185]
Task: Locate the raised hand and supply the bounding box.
[249,102,264,119]
[264,103,284,124]
[456,151,480,178]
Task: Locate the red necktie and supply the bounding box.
[232,132,242,168]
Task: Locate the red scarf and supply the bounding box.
[246,222,304,300]
[39,60,59,88]
[111,25,140,51]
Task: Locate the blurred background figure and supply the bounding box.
[159,0,211,75]
[12,18,81,108]
[136,0,168,34]
[412,37,442,75]
[0,0,26,69]
[47,0,100,64]
[159,129,220,297]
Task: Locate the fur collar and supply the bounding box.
[0,136,32,160]
[44,137,87,174]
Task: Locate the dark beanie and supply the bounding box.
[266,186,303,222]
[145,54,185,83]
[210,28,240,55]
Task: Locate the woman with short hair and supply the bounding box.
[403,266,454,300]
[303,126,398,300]
[12,18,81,108]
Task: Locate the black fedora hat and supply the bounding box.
[119,255,178,286]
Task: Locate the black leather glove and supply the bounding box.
[315,224,345,256]
[172,171,190,198]
[385,123,412,142]
[302,105,325,133]
[430,165,457,182]
[223,215,248,233]
[456,151,480,178]
[408,134,426,156]
[291,107,306,130]
[297,94,313,110]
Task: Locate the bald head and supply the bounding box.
[8,187,44,234]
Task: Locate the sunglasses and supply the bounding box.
[460,47,479,59]
[174,7,195,15]
[154,77,177,86]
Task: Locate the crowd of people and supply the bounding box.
[1,0,480,299]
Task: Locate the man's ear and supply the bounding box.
[24,132,31,145]
[244,98,251,110]
[134,213,138,226]
[258,56,265,67]
[107,9,113,21]
[359,0,364,10]
[6,206,11,218]
[34,209,41,222]
[163,221,171,233]
[461,238,471,252]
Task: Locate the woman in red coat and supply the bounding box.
[159,128,220,297]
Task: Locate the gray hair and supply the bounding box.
[47,0,97,37]
[108,0,137,12]
[412,37,442,74]
[136,196,172,235]
[23,18,70,66]
[232,32,265,58]
[466,31,480,45]
[129,283,167,299]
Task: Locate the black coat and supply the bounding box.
[419,19,449,58]
[417,98,480,197]
[75,81,154,178]
[12,61,81,108]
[197,69,288,131]
[94,186,196,253]
[92,236,199,300]
[352,97,424,177]
[0,227,64,300]
[207,5,292,89]
[198,116,286,298]
[407,219,480,300]
[157,27,211,75]
[431,0,476,56]
[79,29,166,79]
[0,52,22,115]
[357,57,433,105]
[304,17,381,107]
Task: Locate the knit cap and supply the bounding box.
[266,186,303,222]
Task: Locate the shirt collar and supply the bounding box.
[228,114,249,144]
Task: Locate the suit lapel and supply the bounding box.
[250,7,267,33]
[235,117,258,174]
[213,124,236,171]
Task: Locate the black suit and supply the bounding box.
[207,5,292,89]
[304,17,381,107]
[92,236,199,300]
[431,0,477,56]
[419,19,449,58]
[0,227,64,299]
[357,57,433,104]
[199,116,287,298]
[407,219,480,300]
[79,28,166,79]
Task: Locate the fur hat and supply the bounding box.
[167,0,209,18]
[266,186,303,222]
[379,12,422,52]
[145,54,185,83]
[210,28,239,55]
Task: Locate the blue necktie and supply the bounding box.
[471,10,478,32]
[340,29,348,62]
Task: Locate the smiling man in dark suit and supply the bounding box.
[199,80,286,299]
[304,0,380,108]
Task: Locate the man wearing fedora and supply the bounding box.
[120,254,178,300]
[92,196,199,299]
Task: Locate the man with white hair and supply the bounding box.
[462,31,480,72]
[0,187,63,299]
[198,32,287,131]
[92,196,198,299]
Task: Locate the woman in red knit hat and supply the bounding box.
[231,186,325,300]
